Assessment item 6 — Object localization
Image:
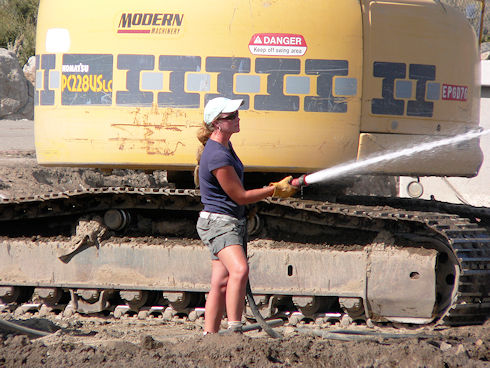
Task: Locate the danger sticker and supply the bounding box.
[442,84,468,101]
[249,33,307,56]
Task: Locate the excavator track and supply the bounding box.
[0,188,489,326]
[261,196,490,326]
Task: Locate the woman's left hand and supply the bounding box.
[269,176,297,198]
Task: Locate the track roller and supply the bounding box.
[339,297,365,319]
[0,286,20,304]
[33,287,64,306]
[245,295,292,319]
[247,214,262,236]
[104,209,131,231]
[162,291,203,312]
[78,289,101,303]
[71,289,115,314]
[292,296,338,317]
[120,290,149,310]
[0,286,33,304]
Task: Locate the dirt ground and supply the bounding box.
[0,313,488,368]
[0,146,489,367]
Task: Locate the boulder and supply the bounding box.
[480,42,490,54]
[0,48,34,120]
[23,55,36,85]
[480,42,490,60]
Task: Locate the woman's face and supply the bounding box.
[216,110,240,134]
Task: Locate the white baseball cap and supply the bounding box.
[204,97,244,125]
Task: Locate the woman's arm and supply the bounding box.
[213,166,274,205]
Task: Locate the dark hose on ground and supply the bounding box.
[296,327,437,341]
[0,318,51,338]
[245,282,282,338]
[219,318,283,335]
[243,224,282,339]
[323,329,436,338]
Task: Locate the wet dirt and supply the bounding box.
[0,150,489,367]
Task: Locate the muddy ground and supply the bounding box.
[0,148,489,367]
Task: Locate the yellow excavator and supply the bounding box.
[0,0,488,326]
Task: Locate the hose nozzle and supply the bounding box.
[291,175,307,187]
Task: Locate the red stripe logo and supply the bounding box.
[442,84,468,101]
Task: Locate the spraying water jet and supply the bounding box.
[291,129,489,187]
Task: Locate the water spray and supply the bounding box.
[291,129,489,187]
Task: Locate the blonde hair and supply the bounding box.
[194,121,214,187]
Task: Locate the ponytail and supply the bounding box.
[194,121,214,187]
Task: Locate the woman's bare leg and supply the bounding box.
[204,259,229,333]
[217,245,249,322]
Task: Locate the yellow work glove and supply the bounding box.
[269,176,297,198]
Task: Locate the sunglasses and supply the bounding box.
[218,110,239,120]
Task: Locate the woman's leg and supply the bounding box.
[204,259,229,333]
[217,244,249,323]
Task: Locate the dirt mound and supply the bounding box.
[0,151,168,199]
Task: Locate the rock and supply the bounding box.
[10,335,29,347]
[340,314,353,327]
[141,335,163,350]
[455,344,466,355]
[440,341,451,352]
[288,314,302,326]
[480,42,490,54]
[21,79,34,120]
[23,56,36,85]
[283,326,297,336]
[0,48,34,120]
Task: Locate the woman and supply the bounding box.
[196,97,297,334]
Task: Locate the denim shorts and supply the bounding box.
[196,212,247,260]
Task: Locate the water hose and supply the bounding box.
[219,318,283,335]
[0,318,52,338]
[295,327,437,341]
[244,229,282,338]
[245,282,282,338]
